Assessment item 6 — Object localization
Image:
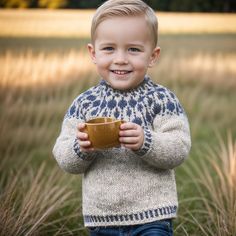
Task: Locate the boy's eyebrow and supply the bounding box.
[98,42,145,48]
[128,43,145,48]
[98,42,116,48]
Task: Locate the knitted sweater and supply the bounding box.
[53,76,191,227]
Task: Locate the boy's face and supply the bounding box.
[88,16,160,90]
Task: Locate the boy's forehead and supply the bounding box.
[95,17,151,41]
[94,16,152,41]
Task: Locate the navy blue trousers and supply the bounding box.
[88,219,173,236]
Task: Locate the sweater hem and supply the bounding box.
[84,205,177,227]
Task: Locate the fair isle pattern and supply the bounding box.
[84,205,177,224]
[67,76,184,157]
[66,76,184,125]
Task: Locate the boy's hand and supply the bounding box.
[119,122,144,151]
[77,123,94,152]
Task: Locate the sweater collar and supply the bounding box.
[99,76,151,94]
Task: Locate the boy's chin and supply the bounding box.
[108,78,144,91]
[110,82,134,91]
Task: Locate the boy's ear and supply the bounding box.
[148,46,161,68]
[87,43,96,64]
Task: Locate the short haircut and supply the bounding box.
[90,0,158,47]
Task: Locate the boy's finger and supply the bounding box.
[77,123,86,130]
[77,132,88,140]
[119,129,139,137]
[119,136,139,144]
[79,140,91,147]
[120,122,137,130]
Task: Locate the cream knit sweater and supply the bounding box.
[53,76,191,227]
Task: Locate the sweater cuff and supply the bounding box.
[73,138,92,160]
[134,127,153,156]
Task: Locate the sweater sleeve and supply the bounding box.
[134,91,191,170]
[52,100,96,174]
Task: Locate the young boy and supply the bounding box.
[53,0,191,235]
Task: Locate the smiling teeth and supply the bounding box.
[112,70,130,75]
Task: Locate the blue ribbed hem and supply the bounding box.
[134,128,152,156]
[84,205,177,225]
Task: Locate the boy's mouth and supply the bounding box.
[111,70,132,75]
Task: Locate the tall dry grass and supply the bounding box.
[0,162,82,236]
[0,50,93,88]
[180,134,236,236]
[0,50,93,235]
[153,53,236,90]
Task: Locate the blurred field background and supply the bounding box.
[0,9,236,236]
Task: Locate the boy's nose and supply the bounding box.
[113,51,128,64]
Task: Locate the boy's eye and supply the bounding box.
[102,47,114,51]
[128,47,141,52]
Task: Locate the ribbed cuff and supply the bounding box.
[134,127,152,156]
[73,138,91,160]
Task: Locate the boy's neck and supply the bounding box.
[100,76,149,92]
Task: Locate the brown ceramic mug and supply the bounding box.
[82,117,124,149]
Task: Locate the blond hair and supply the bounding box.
[91,0,158,47]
